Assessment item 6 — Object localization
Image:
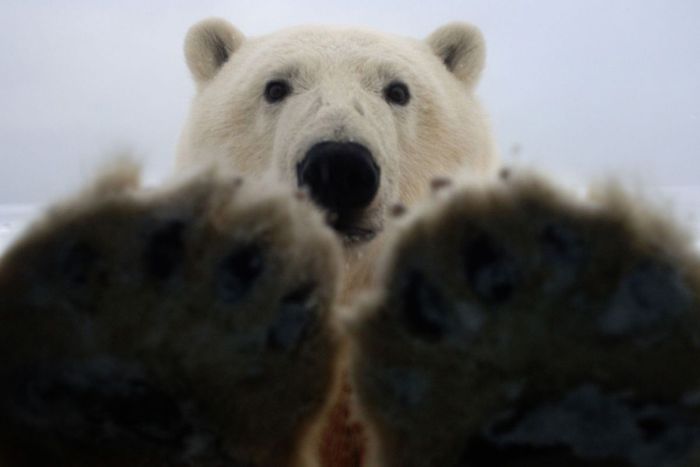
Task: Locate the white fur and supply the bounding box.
[177,20,497,236]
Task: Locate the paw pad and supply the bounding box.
[216,244,265,303]
[267,285,317,351]
[400,271,452,342]
[58,241,98,286]
[599,261,691,337]
[463,233,520,304]
[539,223,585,268]
[468,385,700,467]
[143,220,187,281]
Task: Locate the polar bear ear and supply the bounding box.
[426,23,486,87]
[185,18,245,84]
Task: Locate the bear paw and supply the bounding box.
[350,172,700,467]
[0,166,342,467]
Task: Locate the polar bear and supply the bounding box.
[176,19,496,247]
[2,18,700,467]
[177,22,497,463]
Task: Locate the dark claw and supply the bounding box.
[540,223,584,264]
[400,271,451,342]
[267,285,317,351]
[599,261,690,336]
[59,241,97,285]
[144,220,187,280]
[216,244,264,303]
[463,234,519,304]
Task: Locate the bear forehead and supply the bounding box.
[242,26,434,71]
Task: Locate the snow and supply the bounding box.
[0,205,40,254]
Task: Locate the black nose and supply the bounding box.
[297,142,380,212]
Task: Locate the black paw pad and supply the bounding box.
[539,223,587,292]
[463,234,519,304]
[400,271,451,342]
[216,244,264,303]
[144,220,186,280]
[267,285,317,351]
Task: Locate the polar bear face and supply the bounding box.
[177,19,496,246]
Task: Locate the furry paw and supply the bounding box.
[350,172,700,467]
[0,166,342,467]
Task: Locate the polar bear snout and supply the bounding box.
[296,142,380,213]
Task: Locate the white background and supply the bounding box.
[1,1,699,250]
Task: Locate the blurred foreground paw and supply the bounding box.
[0,165,342,467]
[351,172,700,467]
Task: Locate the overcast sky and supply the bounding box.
[1,0,699,203]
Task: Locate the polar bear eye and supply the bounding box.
[384,81,411,106]
[264,80,292,103]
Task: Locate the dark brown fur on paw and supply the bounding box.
[350,173,700,467]
[0,167,342,467]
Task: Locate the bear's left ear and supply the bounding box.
[426,23,486,87]
[185,18,245,84]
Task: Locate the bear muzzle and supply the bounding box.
[297,142,381,244]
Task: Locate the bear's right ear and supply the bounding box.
[185,18,245,84]
[426,23,485,88]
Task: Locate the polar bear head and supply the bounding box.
[177,19,496,246]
